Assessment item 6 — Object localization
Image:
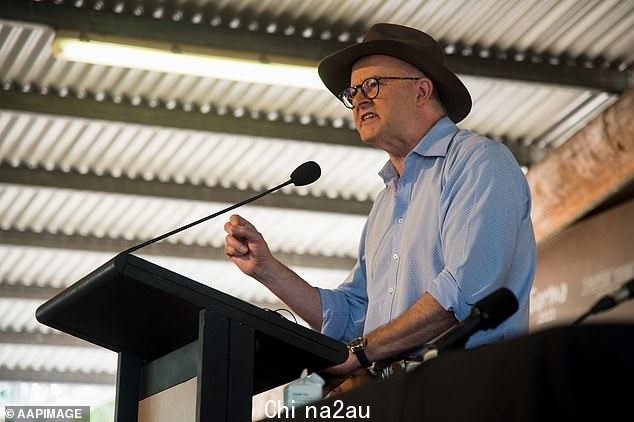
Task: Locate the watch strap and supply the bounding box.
[349,337,372,368]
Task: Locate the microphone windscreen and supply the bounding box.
[475,288,519,330]
[290,161,321,186]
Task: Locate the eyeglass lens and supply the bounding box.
[342,78,380,108]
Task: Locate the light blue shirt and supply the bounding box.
[318,117,536,349]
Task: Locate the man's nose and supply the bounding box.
[356,97,372,109]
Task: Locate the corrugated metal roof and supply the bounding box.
[0,183,365,257]
[0,298,51,333]
[0,246,349,305]
[0,19,622,149]
[0,110,387,202]
[0,344,116,374]
[0,382,115,407]
[140,0,634,64]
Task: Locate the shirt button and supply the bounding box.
[392,253,399,260]
[397,217,404,224]
[388,288,394,294]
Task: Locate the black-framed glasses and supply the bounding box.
[339,76,423,109]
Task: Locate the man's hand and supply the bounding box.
[223,214,324,329]
[325,349,361,377]
[224,214,278,280]
[324,369,376,397]
[320,350,375,396]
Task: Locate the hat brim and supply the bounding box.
[318,40,472,123]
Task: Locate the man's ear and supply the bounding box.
[416,78,434,105]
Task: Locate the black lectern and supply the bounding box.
[36,253,348,422]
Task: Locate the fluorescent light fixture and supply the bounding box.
[53,34,325,90]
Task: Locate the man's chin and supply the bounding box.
[357,129,377,145]
[359,134,381,149]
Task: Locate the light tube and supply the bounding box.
[54,37,325,90]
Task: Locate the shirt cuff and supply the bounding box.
[427,269,470,321]
[317,287,350,341]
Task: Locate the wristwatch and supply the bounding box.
[348,336,372,368]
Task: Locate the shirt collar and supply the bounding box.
[379,116,459,183]
[411,116,458,158]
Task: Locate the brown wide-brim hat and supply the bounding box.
[318,23,472,123]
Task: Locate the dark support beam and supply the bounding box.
[0,89,362,148]
[0,283,293,321]
[496,138,545,168]
[1,285,299,334]
[0,162,373,216]
[0,329,98,348]
[0,283,61,300]
[445,55,630,94]
[0,229,357,270]
[0,0,343,62]
[0,368,116,385]
[0,90,536,166]
[1,0,630,92]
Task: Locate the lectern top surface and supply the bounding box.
[36,253,347,368]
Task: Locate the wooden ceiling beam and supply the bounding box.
[528,88,634,243]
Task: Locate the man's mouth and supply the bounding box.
[360,112,378,123]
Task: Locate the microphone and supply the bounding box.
[421,287,519,361]
[572,278,634,325]
[122,161,321,255]
[290,160,321,186]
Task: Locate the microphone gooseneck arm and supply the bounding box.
[572,278,634,325]
[122,161,321,256]
[122,179,294,256]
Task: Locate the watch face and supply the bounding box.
[350,337,364,349]
[349,337,370,367]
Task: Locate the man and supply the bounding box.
[224,23,536,391]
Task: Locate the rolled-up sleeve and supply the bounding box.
[427,142,527,322]
[317,225,369,342]
[428,268,470,320]
[318,262,368,342]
